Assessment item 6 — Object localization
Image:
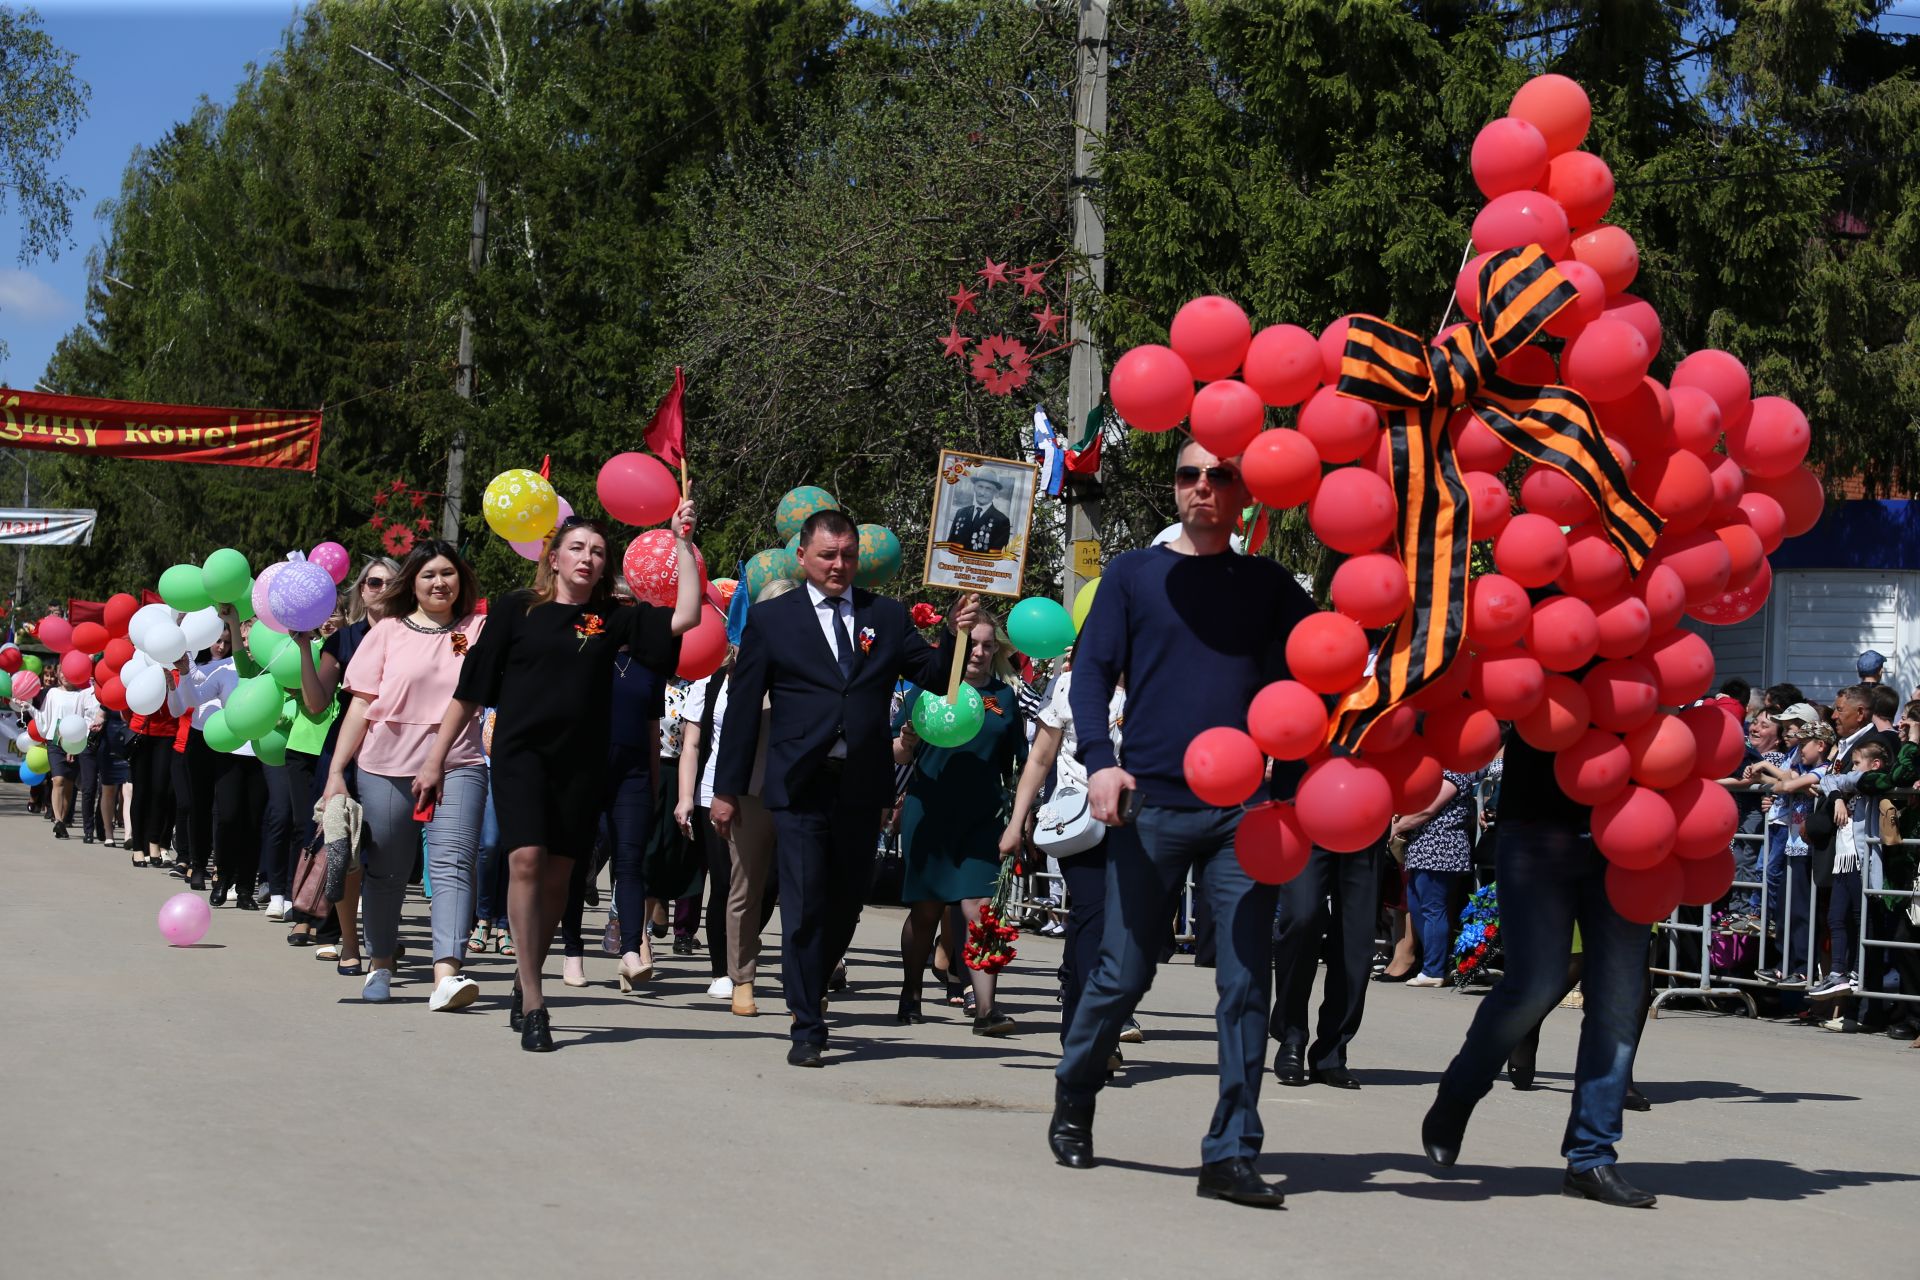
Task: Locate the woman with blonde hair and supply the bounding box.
[892,612,1027,1034]
[424,506,701,1051]
[678,577,792,1015]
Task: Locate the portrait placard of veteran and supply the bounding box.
[923,450,1038,599]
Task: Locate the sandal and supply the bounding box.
[468,924,489,954]
[498,934,516,958]
[316,944,342,962]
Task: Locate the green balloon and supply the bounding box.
[855,524,903,590]
[247,623,292,670]
[912,684,986,748]
[21,654,41,674]
[269,639,315,690]
[253,726,289,766]
[202,709,243,753]
[159,562,214,612]
[0,671,11,699]
[1008,597,1077,661]
[224,673,284,741]
[744,548,804,603]
[775,485,840,543]
[24,744,48,774]
[201,547,252,605]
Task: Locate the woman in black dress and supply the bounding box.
[420,501,700,1051]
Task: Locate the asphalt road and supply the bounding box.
[3,790,1913,1278]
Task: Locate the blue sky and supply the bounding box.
[0,1,299,390]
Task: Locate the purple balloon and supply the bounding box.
[268,560,338,633]
[251,560,287,631]
[309,541,351,585]
[157,891,211,946]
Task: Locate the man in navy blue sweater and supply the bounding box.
[1048,438,1317,1207]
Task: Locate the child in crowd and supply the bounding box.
[1746,720,1834,986]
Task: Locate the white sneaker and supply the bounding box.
[1406,974,1447,987]
[264,896,289,921]
[362,968,392,1002]
[706,975,734,1000]
[428,974,480,1012]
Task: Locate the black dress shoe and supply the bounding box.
[1421,1095,1472,1168]
[787,1041,824,1068]
[509,984,524,1032]
[1196,1158,1284,1207]
[209,882,229,906]
[1888,1020,1920,1041]
[973,1008,1016,1036]
[1310,1067,1361,1090]
[1562,1164,1656,1208]
[1508,1040,1537,1090]
[1048,1092,1094,1169]
[1623,1084,1651,1112]
[895,998,925,1025]
[828,964,849,993]
[1273,1044,1308,1087]
[52,823,68,840]
[520,1006,554,1053]
[82,834,95,845]
[1371,968,1415,983]
[234,894,259,911]
[188,873,207,891]
[672,937,694,955]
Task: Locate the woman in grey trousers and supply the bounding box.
[323,541,490,1011]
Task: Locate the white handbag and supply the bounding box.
[1033,777,1106,857]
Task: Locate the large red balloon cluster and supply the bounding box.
[1108,72,1823,925]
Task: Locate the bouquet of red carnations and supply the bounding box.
[964,858,1020,972]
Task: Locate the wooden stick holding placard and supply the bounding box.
[920,448,1041,709]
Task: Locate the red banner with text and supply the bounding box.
[0,389,322,472]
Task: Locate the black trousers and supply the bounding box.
[71,746,101,838]
[129,735,176,849]
[1059,839,1110,1044]
[213,754,267,896]
[1270,842,1383,1071]
[169,747,194,866]
[260,763,296,897]
[770,769,880,1048]
[185,730,218,876]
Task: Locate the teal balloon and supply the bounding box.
[223,674,284,741]
[855,524,902,590]
[774,485,839,543]
[744,548,804,603]
[912,684,986,748]
[201,547,252,605]
[253,726,289,766]
[785,532,800,554]
[202,709,244,754]
[1008,597,1077,661]
[159,563,213,612]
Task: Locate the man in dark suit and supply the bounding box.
[945,472,1011,554]
[713,508,978,1066]
[1269,838,1384,1091]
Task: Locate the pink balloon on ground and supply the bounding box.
[510,496,574,561]
[308,541,352,585]
[158,892,212,946]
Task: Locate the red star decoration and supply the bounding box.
[372,490,388,507]
[414,516,432,534]
[410,492,426,508]
[383,525,416,557]
[369,515,386,531]
[1014,264,1047,297]
[1033,303,1064,337]
[390,478,407,492]
[970,334,1033,396]
[939,326,970,358]
[978,257,1009,289]
[948,283,980,315]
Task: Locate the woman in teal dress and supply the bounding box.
[892,615,1027,1036]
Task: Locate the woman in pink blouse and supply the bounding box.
[323,541,489,1011]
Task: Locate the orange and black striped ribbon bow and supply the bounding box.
[1329,244,1664,752]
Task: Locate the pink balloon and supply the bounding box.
[1169,296,1253,382]
[11,670,42,702]
[37,615,73,653]
[598,452,681,527]
[1559,318,1651,403]
[1671,349,1753,433]
[510,496,574,561]
[1472,190,1572,260]
[308,541,352,586]
[1544,259,1607,338]
[157,891,212,946]
[622,530,708,608]
[1543,150,1615,228]
[251,561,287,632]
[1241,324,1323,407]
[1110,344,1196,432]
[1470,116,1549,199]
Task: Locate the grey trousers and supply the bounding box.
[358,766,488,965]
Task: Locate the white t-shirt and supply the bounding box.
[1039,670,1123,789]
[167,657,255,757]
[682,672,768,806]
[35,686,103,741]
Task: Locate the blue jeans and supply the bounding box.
[1057,806,1280,1164]
[1762,826,1810,976]
[1408,868,1461,979]
[1437,820,1648,1172]
[603,741,653,957]
[474,787,509,926]
[1730,807,1765,915]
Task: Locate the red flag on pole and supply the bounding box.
[644,367,685,469]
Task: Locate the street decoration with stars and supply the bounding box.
[938,253,1071,397]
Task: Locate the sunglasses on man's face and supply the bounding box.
[1175,465,1242,488]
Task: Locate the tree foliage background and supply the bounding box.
[8,0,1919,607]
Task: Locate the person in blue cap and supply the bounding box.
[1858,650,1888,685]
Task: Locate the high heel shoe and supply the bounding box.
[563,957,588,988]
[520,1006,554,1052]
[509,984,524,1032]
[895,997,925,1026]
[618,952,655,993]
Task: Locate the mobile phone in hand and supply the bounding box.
[1117,787,1144,827]
[413,798,436,823]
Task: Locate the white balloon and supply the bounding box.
[180,607,224,652]
[141,622,188,666]
[60,733,88,754]
[58,715,85,743]
[120,650,157,679]
[13,730,31,752]
[129,603,175,651]
[125,666,168,716]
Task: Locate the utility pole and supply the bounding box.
[443,175,488,540]
[1063,0,1108,610]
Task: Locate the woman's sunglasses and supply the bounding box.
[363,577,388,590]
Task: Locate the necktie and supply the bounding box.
[825,596,854,680]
